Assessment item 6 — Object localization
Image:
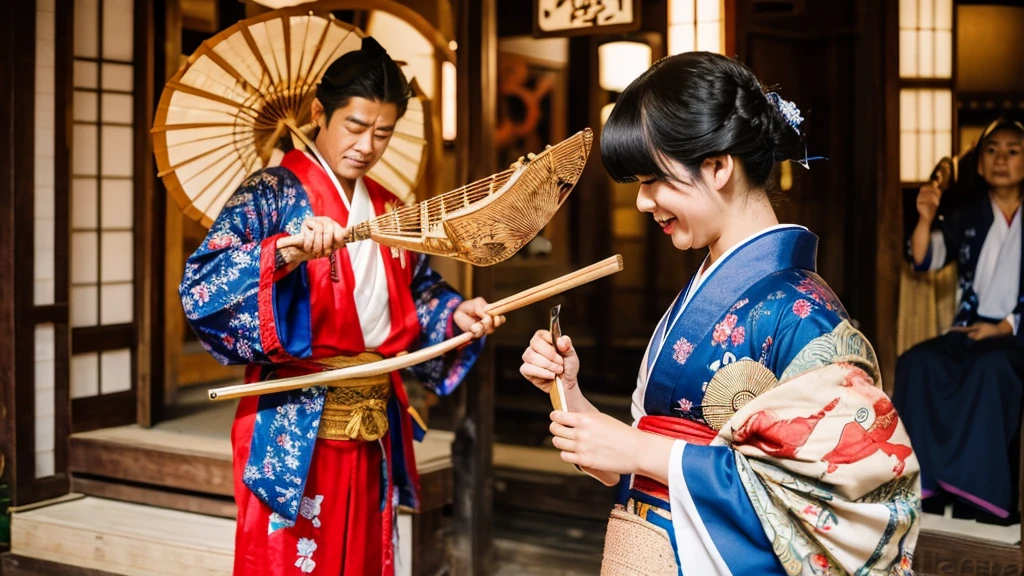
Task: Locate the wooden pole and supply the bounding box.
[452,0,497,572]
[160,0,184,413]
[207,256,623,400]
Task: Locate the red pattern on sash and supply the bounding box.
[632,416,717,500]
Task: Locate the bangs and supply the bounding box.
[600,81,666,184]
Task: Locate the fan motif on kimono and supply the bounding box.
[703,360,780,430]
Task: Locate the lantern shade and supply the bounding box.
[253,0,316,8]
[598,41,652,93]
[442,61,457,141]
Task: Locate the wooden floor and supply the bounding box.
[7,385,604,575]
[21,386,1022,575]
[7,495,603,575]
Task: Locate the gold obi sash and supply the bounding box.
[313,352,392,442]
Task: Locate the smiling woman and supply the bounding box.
[520,51,920,575]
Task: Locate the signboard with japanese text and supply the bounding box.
[534,0,641,38]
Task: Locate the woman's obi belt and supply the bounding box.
[315,352,392,442]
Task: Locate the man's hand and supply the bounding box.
[453,297,505,338]
[277,216,349,267]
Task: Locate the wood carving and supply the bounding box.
[343,128,593,265]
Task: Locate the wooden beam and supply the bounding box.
[135,0,160,428]
[67,434,234,497]
[913,530,1023,575]
[0,0,47,508]
[67,431,454,512]
[162,0,185,408]
[176,352,245,388]
[70,476,237,519]
[1,554,121,576]
[876,0,902,390]
[0,0,19,500]
[452,0,497,572]
[493,468,616,522]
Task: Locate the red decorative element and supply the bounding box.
[820,369,913,476]
[631,416,718,500]
[811,553,830,570]
[638,415,717,445]
[732,398,840,459]
[257,233,294,364]
[712,323,731,344]
[796,277,841,312]
[731,326,746,346]
[329,253,340,282]
[792,299,812,318]
[207,234,234,250]
[279,150,419,359]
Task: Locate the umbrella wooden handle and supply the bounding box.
[208,255,623,401]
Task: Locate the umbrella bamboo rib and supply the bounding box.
[157,138,246,178]
[167,81,260,119]
[238,26,276,89]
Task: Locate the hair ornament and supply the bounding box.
[765,92,803,133]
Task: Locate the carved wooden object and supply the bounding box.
[343,128,593,265]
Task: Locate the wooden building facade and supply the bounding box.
[1,0,1023,574]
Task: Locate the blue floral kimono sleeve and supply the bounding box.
[407,255,485,396]
[179,168,312,365]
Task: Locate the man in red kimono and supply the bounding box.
[180,37,498,575]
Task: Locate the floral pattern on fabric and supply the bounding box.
[180,169,310,365]
[182,168,482,522]
[642,229,917,574]
[245,387,326,520]
[295,537,317,573]
[408,255,485,396]
[672,338,695,365]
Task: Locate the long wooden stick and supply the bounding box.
[208,255,623,401]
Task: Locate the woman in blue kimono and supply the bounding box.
[893,117,1024,525]
[520,52,919,575]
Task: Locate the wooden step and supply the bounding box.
[8,496,434,576]
[10,496,234,576]
[68,425,456,510]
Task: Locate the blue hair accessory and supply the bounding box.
[765,92,803,133]
[764,91,826,169]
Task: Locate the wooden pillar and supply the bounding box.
[0,0,32,509]
[876,0,902,390]
[135,0,161,428]
[1,0,37,505]
[0,0,69,506]
[451,0,496,573]
[159,0,184,413]
[842,0,889,390]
